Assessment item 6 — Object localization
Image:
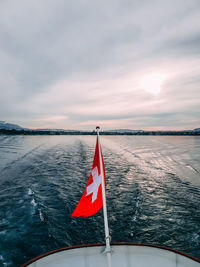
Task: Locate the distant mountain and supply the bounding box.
[34,128,80,132]
[0,122,84,133]
[105,129,144,133]
[0,121,24,130]
[193,128,200,131]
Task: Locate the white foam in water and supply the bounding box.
[0,255,7,266]
[130,232,134,237]
[135,195,140,208]
[39,209,44,222]
[28,188,34,195]
[191,233,200,244]
[0,218,8,226]
[31,198,37,207]
[0,230,7,235]
[132,215,137,222]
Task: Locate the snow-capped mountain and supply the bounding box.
[0,121,24,130]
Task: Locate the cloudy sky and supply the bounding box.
[0,0,200,130]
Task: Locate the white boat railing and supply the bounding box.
[21,242,200,267]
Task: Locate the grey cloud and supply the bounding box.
[0,0,200,129]
[159,35,200,57]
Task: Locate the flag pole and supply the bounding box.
[96,126,112,267]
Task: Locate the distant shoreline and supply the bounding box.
[0,129,199,136]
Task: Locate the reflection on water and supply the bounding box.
[0,135,200,266]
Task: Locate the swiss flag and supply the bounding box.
[72,136,106,217]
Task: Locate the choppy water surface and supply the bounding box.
[0,135,200,266]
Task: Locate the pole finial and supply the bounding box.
[96,126,100,130]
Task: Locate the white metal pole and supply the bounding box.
[96,126,111,267]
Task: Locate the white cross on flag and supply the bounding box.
[86,167,102,203]
[72,136,106,217]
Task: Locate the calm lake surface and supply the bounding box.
[0,135,200,266]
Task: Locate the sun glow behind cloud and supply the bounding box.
[20,56,200,130]
[139,72,167,95]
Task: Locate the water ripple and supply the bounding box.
[0,135,199,266]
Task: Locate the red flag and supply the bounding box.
[72,136,106,217]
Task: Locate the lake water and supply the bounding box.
[0,135,200,266]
